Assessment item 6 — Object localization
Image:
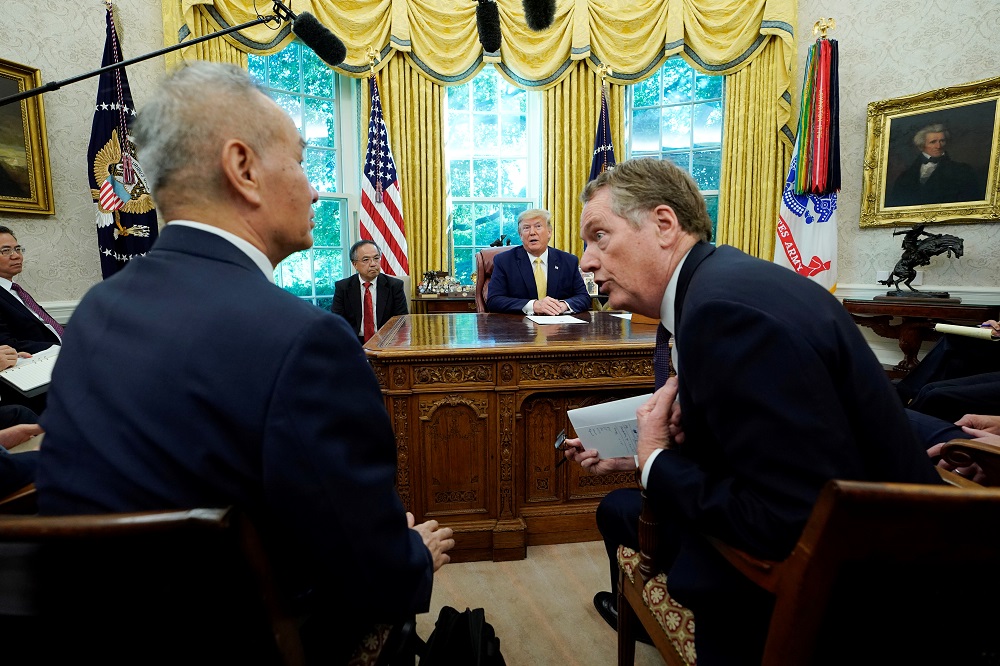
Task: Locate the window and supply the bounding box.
[628,58,724,240]
[248,43,360,309]
[446,67,540,284]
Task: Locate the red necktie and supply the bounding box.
[363,282,375,342]
[12,283,64,337]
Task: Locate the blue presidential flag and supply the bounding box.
[588,82,616,182]
[87,3,157,279]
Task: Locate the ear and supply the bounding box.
[651,204,682,247]
[219,139,263,207]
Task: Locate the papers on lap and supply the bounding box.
[0,347,59,395]
[567,393,651,459]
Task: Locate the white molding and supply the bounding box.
[43,301,77,325]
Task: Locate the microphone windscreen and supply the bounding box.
[292,12,347,67]
[476,0,502,53]
[523,0,556,31]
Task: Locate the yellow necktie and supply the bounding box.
[533,258,547,300]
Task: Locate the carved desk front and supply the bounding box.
[364,312,656,562]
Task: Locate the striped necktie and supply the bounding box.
[12,283,64,337]
[653,324,672,389]
[363,282,375,342]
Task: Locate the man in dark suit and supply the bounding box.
[886,123,981,207]
[563,157,941,665]
[0,226,62,353]
[331,239,408,343]
[35,62,453,662]
[485,208,591,315]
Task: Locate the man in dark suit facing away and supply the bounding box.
[35,62,453,663]
[331,239,408,343]
[485,208,591,315]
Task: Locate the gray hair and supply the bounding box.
[913,123,949,150]
[349,239,380,262]
[580,157,712,243]
[132,62,276,204]
[517,208,551,228]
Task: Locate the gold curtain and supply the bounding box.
[543,63,624,257]
[160,0,798,267]
[364,57,448,284]
[715,38,795,259]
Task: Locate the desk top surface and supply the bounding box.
[364,311,658,359]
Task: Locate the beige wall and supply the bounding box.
[1,1,997,313]
[798,0,1000,293]
[0,0,164,309]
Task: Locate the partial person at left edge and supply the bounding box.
[0,226,63,353]
[331,239,408,344]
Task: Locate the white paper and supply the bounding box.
[526,315,587,325]
[567,393,651,459]
[0,348,60,392]
[610,313,632,320]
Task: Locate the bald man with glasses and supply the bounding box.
[0,226,62,353]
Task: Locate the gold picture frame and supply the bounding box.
[860,75,1000,228]
[0,57,54,215]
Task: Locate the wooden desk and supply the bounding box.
[410,294,477,314]
[843,299,1000,377]
[364,312,656,562]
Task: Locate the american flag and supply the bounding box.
[588,81,616,182]
[87,2,157,279]
[360,75,408,276]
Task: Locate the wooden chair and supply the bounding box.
[940,437,1000,485]
[473,246,515,313]
[617,477,1000,666]
[0,482,36,514]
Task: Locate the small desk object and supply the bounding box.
[410,294,477,314]
[843,299,1000,377]
[364,311,656,562]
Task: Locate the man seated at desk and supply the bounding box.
[331,239,407,344]
[486,209,591,315]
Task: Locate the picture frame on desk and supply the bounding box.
[0,57,54,215]
[860,75,1000,228]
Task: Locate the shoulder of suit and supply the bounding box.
[380,274,404,286]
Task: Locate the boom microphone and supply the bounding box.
[523,0,556,31]
[476,0,502,53]
[272,0,347,67]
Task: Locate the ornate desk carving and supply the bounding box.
[364,312,656,562]
[842,299,999,377]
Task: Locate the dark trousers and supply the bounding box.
[897,334,1000,406]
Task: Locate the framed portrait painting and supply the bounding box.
[0,57,54,215]
[860,75,1000,228]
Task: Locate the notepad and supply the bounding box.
[0,348,59,396]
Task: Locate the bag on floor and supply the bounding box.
[418,605,505,666]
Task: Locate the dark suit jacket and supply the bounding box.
[645,243,941,626]
[887,155,981,207]
[331,273,408,339]
[0,286,61,353]
[36,225,433,636]
[485,245,591,314]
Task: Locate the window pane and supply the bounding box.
[269,43,301,93]
[661,59,693,103]
[473,72,498,111]
[473,159,499,198]
[302,49,334,98]
[450,160,471,197]
[501,113,526,152]
[304,97,335,149]
[448,85,469,111]
[502,203,528,237]
[695,72,723,100]
[499,159,527,197]
[473,115,499,153]
[661,106,691,150]
[691,150,721,190]
[305,147,336,193]
[447,111,472,153]
[247,57,266,84]
[474,204,502,245]
[632,73,659,108]
[313,248,341,294]
[631,108,660,153]
[275,252,313,298]
[704,194,719,241]
[273,93,303,129]
[452,204,474,245]
[454,247,475,285]
[693,101,723,148]
[316,296,334,311]
[312,199,342,246]
[500,86,526,114]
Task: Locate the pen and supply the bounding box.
[980,323,993,328]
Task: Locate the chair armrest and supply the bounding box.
[705,536,781,593]
[936,466,983,488]
[941,438,1000,486]
[0,483,37,514]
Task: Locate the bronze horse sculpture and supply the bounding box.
[879,224,964,292]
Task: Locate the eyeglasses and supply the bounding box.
[355,256,381,265]
[0,246,25,256]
